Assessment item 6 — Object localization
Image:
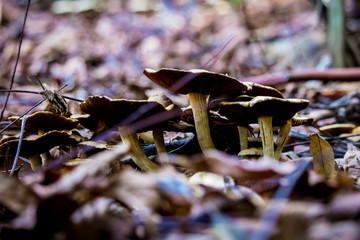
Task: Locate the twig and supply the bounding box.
[285,132,360,148]
[241,68,360,86]
[10,115,28,176]
[0,99,44,134]
[249,159,310,240]
[0,89,84,102]
[0,0,31,121]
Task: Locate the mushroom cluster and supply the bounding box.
[1,111,80,170]
[1,67,310,174]
[143,68,310,161]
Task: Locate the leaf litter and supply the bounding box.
[1,0,360,239]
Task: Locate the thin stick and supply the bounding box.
[10,115,28,176]
[0,0,31,121]
[35,75,46,90]
[249,159,310,240]
[0,89,84,102]
[0,99,44,135]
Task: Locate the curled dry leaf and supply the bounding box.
[31,143,129,198]
[109,166,194,216]
[336,143,360,181]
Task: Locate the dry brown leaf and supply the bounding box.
[173,150,295,183]
[336,143,360,181]
[310,133,335,178]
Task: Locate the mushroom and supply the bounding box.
[218,96,309,159]
[143,68,249,152]
[0,131,76,170]
[80,96,181,171]
[15,111,79,136]
[208,82,283,110]
[319,123,356,136]
[208,85,281,154]
[12,111,79,164]
[146,93,181,164]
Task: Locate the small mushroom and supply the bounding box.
[13,111,79,164]
[143,68,249,152]
[243,82,283,98]
[219,96,309,159]
[147,93,180,165]
[319,123,356,136]
[0,131,76,170]
[208,82,283,110]
[238,148,263,159]
[15,111,78,136]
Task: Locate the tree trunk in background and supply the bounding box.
[0,0,2,24]
[328,0,345,67]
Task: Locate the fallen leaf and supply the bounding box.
[171,149,296,183]
[310,133,335,178]
[336,143,360,181]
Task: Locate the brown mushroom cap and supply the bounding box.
[79,96,181,131]
[15,111,78,134]
[243,82,283,98]
[319,123,356,136]
[219,96,309,126]
[0,130,76,158]
[291,114,313,126]
[143,68,249,95]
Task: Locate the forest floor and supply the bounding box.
[1,0,360,239]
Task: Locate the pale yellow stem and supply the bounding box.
[274,120,292,160]
[152,129,169,165]
[188,92,215,151]
[119,127,160,171]
[30,155,42,171]
[238,126,249,152]
[258,116,274,159]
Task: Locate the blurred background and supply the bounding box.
[0,0,359,114]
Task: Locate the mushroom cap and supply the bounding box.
[143,68,249,95]
[291,114,313,126]
[0,130,76,158]
[79,96,181,130]
[243,82,283,98]
[218,96,309,126]
[16,111,78,134]
[319,123,356,136]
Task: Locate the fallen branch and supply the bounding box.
[241,68,360,86]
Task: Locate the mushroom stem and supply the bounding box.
[188,92,215,151]
[119,127,160,171]
[238,126,249,152]
[274,120,292,160]
[152,129,169,165]
[29,155,42,170]
[258,116,274,159]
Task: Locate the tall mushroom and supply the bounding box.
[218,96,309,159]
[143,68,249,152]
